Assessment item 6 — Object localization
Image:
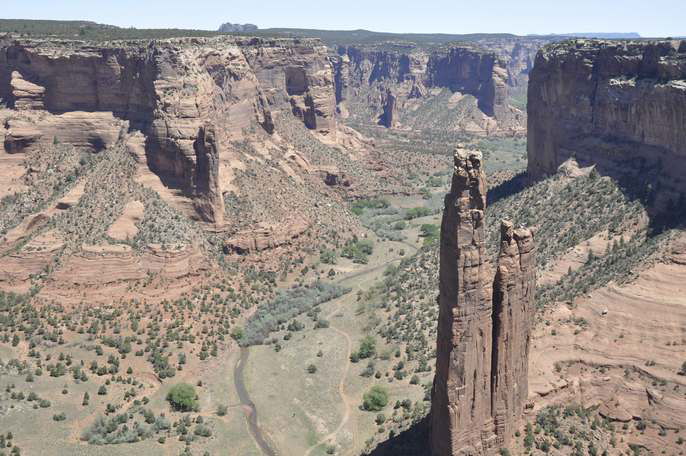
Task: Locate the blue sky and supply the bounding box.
[2,0,684,37]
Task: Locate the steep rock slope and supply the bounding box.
[527,39,686,207]
[0,35,342,226]
[0,35,376,301]
[333,38,547,134]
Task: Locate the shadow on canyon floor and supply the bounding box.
[367,417,431,456]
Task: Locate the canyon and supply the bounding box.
[0,20,685,456]
[528,39,686,208]
[333,37,546,134]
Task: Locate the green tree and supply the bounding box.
[362,385,389,411]
[357,336,376,359]
[166,383,198,412]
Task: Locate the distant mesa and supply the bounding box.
[218,22,258,33]
[528,32,641,39]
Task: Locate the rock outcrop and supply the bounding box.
[332,39,548,133]
[527,39,686,206]
[431,146,536,455]
[432,146,494,455]
[241,38,337,136]
[223,218,310,255]
[378,88,399,127]
[217,23,258,33]
[0,35,339,223]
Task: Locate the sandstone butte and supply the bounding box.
[431,145,536,455]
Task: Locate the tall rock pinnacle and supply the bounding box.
[431,146,536,455]
[491,221,536,447]
[431,146,495,455]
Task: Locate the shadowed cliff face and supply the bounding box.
[332,39,546,133]
[431,147,536,455]
[0,36,337,224]
[527,39,686,209]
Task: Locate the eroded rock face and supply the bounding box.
[491,221,536,447]
[0,35,339,223]
[432,147,494,455]
[378,88,399,128]
[333,40,545,133]
[240,38,338,136]
[431,147,536,455]
[527,39,686,204]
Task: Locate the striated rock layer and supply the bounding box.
[0,35,339,223]
[333,39,549,132]
[431,146,536,455]
[432,146,494,455]
[527,39,686,205]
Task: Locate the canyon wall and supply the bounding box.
[527,39,686,204]
[0,35,338,223]
[333,38,545,132]
[431,146,536,455]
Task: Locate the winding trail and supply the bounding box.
[303,240,419,456]
[234,237,420,456]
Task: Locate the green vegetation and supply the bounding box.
[362,385,389,411]
[404,207,432,220]
[351,198,390,216]
[319,249,338,264]
[341,238,374,264]
[419,224,439,245]
[0,18,226,41]
[166,383,199,412]
[242,282,351,345]
[351,336,377,363]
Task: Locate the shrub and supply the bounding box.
[320,249,337,265]
[307,364,317,374]
[217,405,228,416]
[404,207,432,220]
[362,385,389,411]
[193,424,212,437]
[166,383,198,412]
[357,336,376,359]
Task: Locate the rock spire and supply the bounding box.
[431,145,536,455]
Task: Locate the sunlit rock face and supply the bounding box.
[431,146,536,455]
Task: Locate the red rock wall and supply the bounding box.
[491,221,536,447]
[527,40,686,204]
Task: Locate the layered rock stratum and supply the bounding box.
[527,39,686,206]
[0,35,338,225]
[431,146,536,455]
[333,38,548,133]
